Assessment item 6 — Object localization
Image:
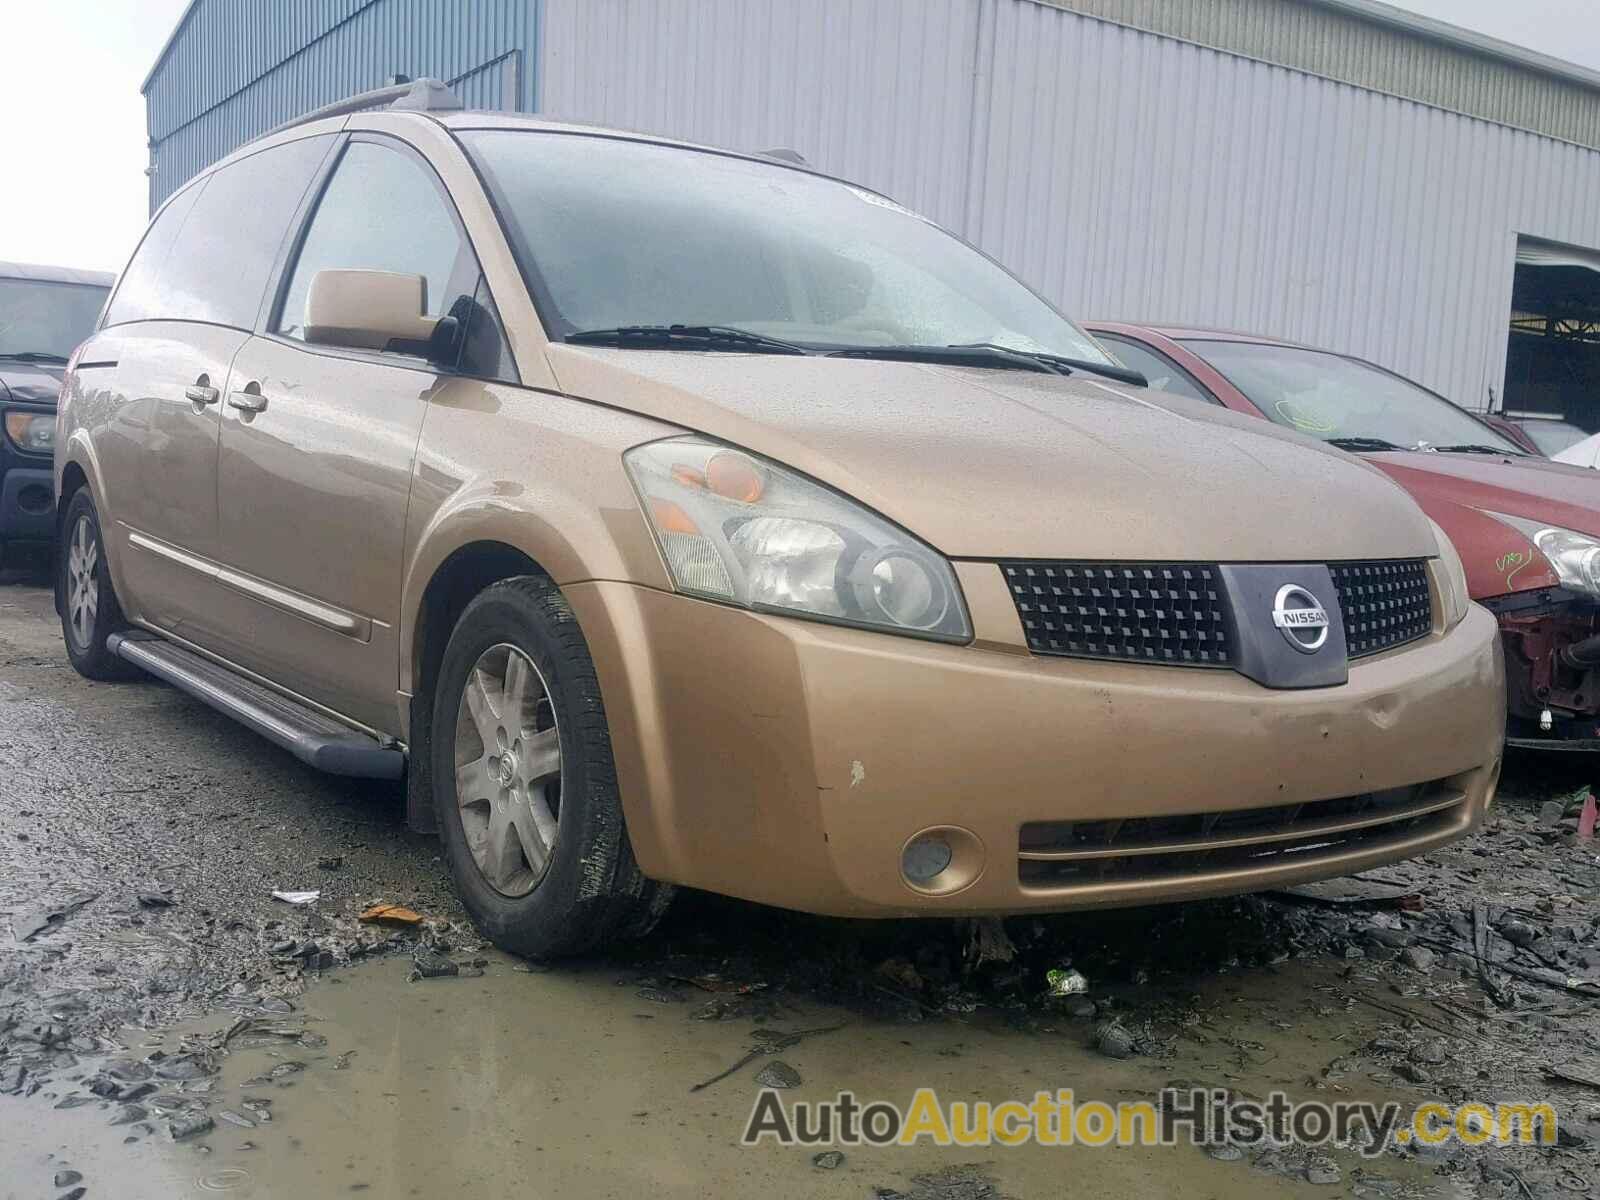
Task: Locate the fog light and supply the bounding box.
[899,825,984,896]
[902,833,953,883]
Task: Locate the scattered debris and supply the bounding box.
[1046,966,1089,997]
[963,917,1017,967]
[1094,1019,1137,1059]
[54,1171,83,1189]
[812,1150,845,1169]
[11,891,98,942]
[754,1060,801,1088]
[136,891,174,908]
[1399,945,1436,972]
[316,855,344,870]
[358,903,423,926]
[874,1163,1014,1200]
[168,1113,214,1141]
[690,1024,845,1092]
[1547,1062,1600,1091]
[409,947,459,980]
[269,890,320,905]
[1275,877,1420,909]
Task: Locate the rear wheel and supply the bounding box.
[58,490,135,681]
[431,576,671,957]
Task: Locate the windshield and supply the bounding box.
[1521,420,1589,456]
[0,278,109,360]
[461,130,1112,362]
[1184,340,1522,454]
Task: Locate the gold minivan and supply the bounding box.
[57,81,1503,956]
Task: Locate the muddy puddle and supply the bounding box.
[2,951,1464,1199]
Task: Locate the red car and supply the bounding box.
[1087,323,1600,749]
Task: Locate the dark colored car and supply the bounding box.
[1087,322,1600,748]
[0,261,113,564]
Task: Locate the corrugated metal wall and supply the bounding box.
[537,0,1600,409]
[1043,0,1600,150]
[144,0,538,208]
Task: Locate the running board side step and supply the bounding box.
[107,632,405,779]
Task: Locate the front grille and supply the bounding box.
[1000,561,1232,666]
[1329,559,1432,658]
[1017,781,1467,890]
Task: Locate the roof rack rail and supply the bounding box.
[262,77,463,139]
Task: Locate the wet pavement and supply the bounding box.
[3,558,1600,1199]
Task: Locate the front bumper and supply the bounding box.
[569,572,1505,917]
[0,406,56,542]
[0,466,53,541]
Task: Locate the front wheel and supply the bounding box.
[431,576,671,958]
[58,490,135,681]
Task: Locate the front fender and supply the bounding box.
[398,381,678,694]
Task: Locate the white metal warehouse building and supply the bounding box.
[146,0,1600,423]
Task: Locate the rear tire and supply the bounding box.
[431,575,672,958]
[58,490,136,681]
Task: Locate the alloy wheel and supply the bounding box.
[453,642,562,896]
[65,515,100,651]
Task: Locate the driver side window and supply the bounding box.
[277,140,471,343]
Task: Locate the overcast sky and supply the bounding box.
[0,0,1597,275]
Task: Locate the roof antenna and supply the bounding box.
[757,148,808,165]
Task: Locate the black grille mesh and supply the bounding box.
[1001,562,1232,665]
[1329,559,1433,658]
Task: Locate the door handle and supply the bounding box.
[184,384,219,405]
[227,391,268,414]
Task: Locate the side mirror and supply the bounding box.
[303,269,452,358]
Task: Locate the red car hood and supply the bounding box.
[1366,450,1600,599]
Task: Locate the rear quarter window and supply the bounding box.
[106,135,334,330]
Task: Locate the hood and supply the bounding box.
[0,361,66,405]
[1365,450,1600,598]
[547,347,1437,562]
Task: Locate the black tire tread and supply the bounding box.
[434,575,672,957]
[58,490,137,682]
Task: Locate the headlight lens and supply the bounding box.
[1427,518,1471,629]
[1489,512,1600,599]
[625,436,971,641]
[3,411,54,454]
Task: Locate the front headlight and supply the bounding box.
[1427,518,1471,630]
[625,436,972,641]
[3,411,54,454]
[1489,512,1600,599]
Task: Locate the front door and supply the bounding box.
[208,135,485,730]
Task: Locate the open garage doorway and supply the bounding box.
[1502,237,1600,453]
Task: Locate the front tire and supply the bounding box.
[431,576,671,958]
[58,490,135,681]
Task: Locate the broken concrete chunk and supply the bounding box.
[754,1060,801,1088]
[168,1113,214,1140]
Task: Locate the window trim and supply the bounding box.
[1095,333,1220,405]
[260,131,519,386]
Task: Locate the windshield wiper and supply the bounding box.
[0,351,69,363]
[1428,443,1523,456]
[566,325,811,355]
[1326,436,1407,452]
[825,343,1063,375]
[948,343,1148,387]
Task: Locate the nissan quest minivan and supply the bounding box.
[57,81,1504,957]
